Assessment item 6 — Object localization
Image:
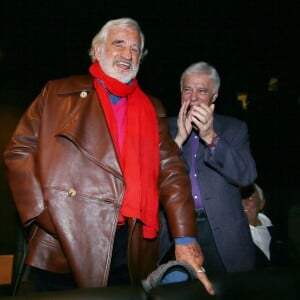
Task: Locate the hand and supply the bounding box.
[189,103,216,144]
[174,101,193,147]
[175,242,215,295]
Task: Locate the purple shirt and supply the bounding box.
[189,132,203,209]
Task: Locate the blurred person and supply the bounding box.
[3,18,213,295]
[241,183,291,268]
[160,61,257,276]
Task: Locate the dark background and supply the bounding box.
[0,1,299,252]
[1,1,299,110]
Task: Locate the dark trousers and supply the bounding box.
[33,225,130,292]
[159,209,226,277]
[195,211,226,276]
[107,224,130,285]
[34,268,77,292]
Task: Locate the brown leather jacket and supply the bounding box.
[3,74,197,287]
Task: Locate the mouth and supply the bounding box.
[187,103,198,110]
[115,61,132,71]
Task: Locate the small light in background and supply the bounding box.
[237,92,248,110]
[268,77,279,92]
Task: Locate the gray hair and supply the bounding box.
[88,17,147,62]
[254,183,264,201]
[180,61,221,94]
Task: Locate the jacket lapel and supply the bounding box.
[57,88,123,179]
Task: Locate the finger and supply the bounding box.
[178,107,187,124]
[199,102,210,111]
[179,103,185,116]
[197,272,215,295]
[179,101,189,118]
[183,102,191,117]
[191,106,207,120]
[197,104,213,120]
[190,115,205,129]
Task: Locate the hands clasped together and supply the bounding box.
[175,100,216,148]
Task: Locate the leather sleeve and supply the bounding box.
[3,82,55,235]
[150,96,197,238]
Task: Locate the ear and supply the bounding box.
[94,44,101,61]
[211,93,218,103]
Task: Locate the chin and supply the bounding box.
[112,70,136,84]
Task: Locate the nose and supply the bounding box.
[190,90,198,101]
[120,47,133,60]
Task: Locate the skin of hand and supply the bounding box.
[176,71,219,147]
[189,102,216,144]
[174,100,217,148]
[174,100,193,147]
[175,242,215,295]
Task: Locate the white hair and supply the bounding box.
[254,183,264,201]
[180,61,221,94]
[88,17,146,62]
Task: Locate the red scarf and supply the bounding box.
[89,62,160,238]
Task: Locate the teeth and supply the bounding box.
[119,62,130,67]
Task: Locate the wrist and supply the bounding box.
[174,135,184,148]
[175,237,197,245]
[206,134,219,148]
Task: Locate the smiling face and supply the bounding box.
[242,187,265,227]
[181,73,218,108]
[95,27,141,83]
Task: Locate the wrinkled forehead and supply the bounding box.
[183,73,214,87]
[107,27,141,46]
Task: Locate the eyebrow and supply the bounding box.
[112,39,125,45]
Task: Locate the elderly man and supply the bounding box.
[160,61,257,276]
[3,18,213,294]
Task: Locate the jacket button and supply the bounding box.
[68,188,76,197]
[80,91,88,98]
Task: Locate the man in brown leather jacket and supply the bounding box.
[3,18,213,295]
